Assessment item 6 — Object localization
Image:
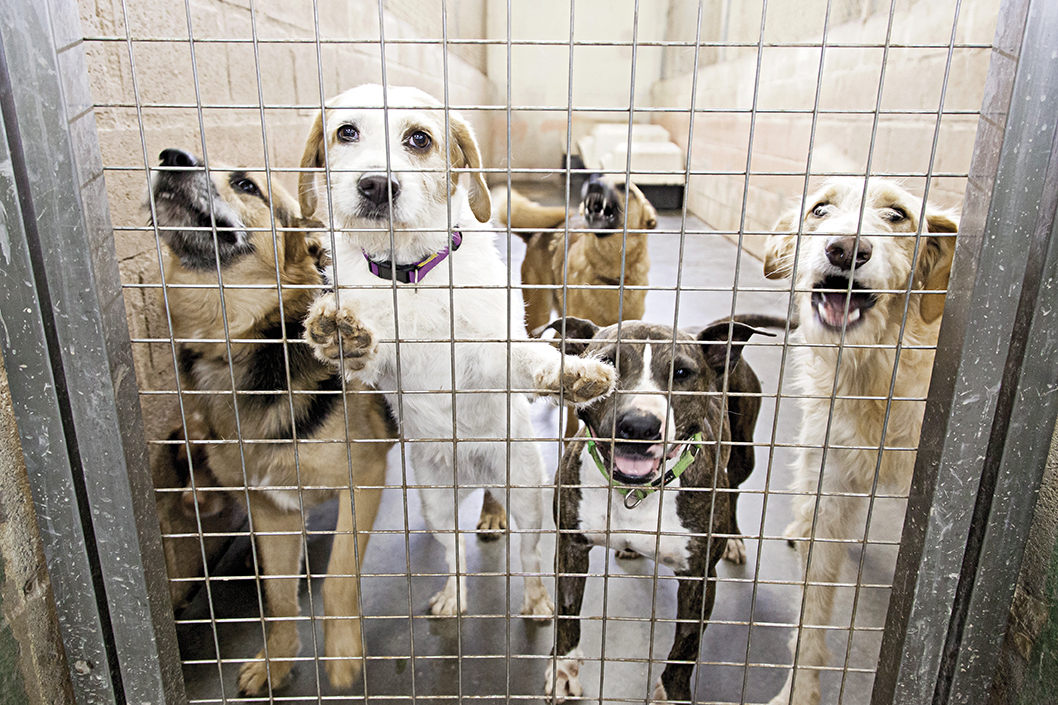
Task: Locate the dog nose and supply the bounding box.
[358,173,401,207]
[615,412,662,441]
[159,149,198,167]
[825,235,872,270]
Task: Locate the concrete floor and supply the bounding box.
[175,194,906,704]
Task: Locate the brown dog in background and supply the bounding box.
[501,174,658,336]
[151,148,394,696]
[498,174,658,440]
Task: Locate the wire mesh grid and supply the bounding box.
[79,0,996,702]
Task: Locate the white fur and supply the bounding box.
[766,179,957,705]
[304,84,615,617]
[544,647,584,703]
[575,444,692,572]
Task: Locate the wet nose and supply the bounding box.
[615,412,662,442]
[159,149,198,167]
[358,173,401,207]
[826,235,873,270]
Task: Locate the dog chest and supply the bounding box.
[571,446,693,572]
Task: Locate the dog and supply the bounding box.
[541,314,780,703]
[506,174,658,336]
[297,84,617,618]
[762,178,958,705]
[500,175,658,441]
[151,148,396,695]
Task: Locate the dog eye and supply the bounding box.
[884,207,907,222]
[673,367,691,380]
[811,203,830,218]
[337,124,359,143]
[232,178,260,196]
[406,131,432,150]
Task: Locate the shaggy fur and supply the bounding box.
[152,149,395,695]
[763,178,958,705]
[297,84,617,618]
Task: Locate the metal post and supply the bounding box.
[0,0,186,703]
[873,0,1058,702]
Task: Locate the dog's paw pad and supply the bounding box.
[723,537,747,564]
[476,492,508,541]
[560,358,617,404]
[304,296,377,370]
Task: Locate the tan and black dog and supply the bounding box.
[539,315,780,704]
[504,174,659,336]
[151,148,394,695]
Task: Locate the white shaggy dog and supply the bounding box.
[299,84,616,618]
[763,178,958,705]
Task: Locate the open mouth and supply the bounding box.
[583,191,620,233]
[590,431,687,485]
[810,275,876,330]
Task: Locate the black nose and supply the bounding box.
[358,173,401,207]
[159,149,198,167]
[826,235,873,270]
[615,412,662,442]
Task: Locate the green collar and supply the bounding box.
[585,429,703,509]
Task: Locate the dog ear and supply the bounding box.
[449,114,491,223]
[535,317,600,356]
[917,212,958,323]
[763,231,797,280]
[299,110,326,218]
[628,182,658,230]
[697,321,774,372]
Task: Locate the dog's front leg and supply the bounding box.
[238,497,305,696]
[510,341,616,404]
[322,469,384,689]
[652,560,716,704]
[304,292,383,382]
[545,533,591,703]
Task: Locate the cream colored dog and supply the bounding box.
[298,84,616,618]
[763,178,957,705]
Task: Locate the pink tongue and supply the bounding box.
[823,293,855,325]
[614,454,659,478]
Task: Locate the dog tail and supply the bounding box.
[493,187,569,237]
[715,313,798,331]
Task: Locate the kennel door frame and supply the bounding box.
[0,0,186,703]
[875,0,1058,702]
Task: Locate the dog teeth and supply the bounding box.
[847,308,861,323]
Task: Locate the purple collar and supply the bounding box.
[362,231,462,284]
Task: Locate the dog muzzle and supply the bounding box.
[584,427,703,509]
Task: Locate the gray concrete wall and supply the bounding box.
[0,352,74,705]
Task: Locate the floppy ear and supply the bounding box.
[299,110,326,218]
[763,232,797,280]
[535,317,600,356]
[697,321,775,372]
[449,113,491,223]
[917,211,958,323]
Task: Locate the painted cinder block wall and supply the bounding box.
[650,0,999,257]
[80,0,493,441]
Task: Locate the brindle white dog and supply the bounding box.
[152,149,394,695]
[541,315,781,704]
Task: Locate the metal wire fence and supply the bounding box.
[6,0,1050,703]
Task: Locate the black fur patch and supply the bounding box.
[177,346,202,379]
[238,320,341,440]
